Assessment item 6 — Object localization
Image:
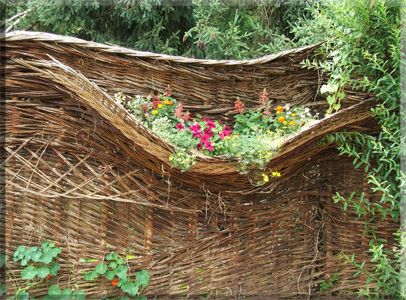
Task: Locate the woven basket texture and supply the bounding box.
[1,31,398,299]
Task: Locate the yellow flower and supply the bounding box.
[283,121,287,125]
[152,110,158,115]
[158,104,163,108]
[169,156,173,161]
[291,113,296,117]
[272,171,281,177]
[232,143,237,147]
[262,173,269,183]
[181,161,185,164]
[164,100,169,105]
[278,116,285,122]
[276,111,281,115]
[289,121,295,126]
[275,106,284,112]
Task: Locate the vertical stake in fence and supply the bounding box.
[144,191,155,262]
[54,107,65,240]
[101,172,111,247]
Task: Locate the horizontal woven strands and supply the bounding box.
[2,31,397,299]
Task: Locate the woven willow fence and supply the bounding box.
[1,31,399,298]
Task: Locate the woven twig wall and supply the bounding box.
[1,31,398,299]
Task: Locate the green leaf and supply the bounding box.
[0,254,7,268]
[116,258,124,265]
[41,242,49,250]
[95,263,108,274]
[84,270,98,281]
[39,254,53,264]
[21,258,28,266]
[0,283,6,297]
[50,248,61,258]
[72,290,86,300]
[21,266,38,280]
[327,95,336,106]
[37,267,50,278]
[49,262,60,276]
[31,251,42,262]
[118,297,130,300]
[17,290,30,300]
[122,281,139,297]
[106,253,118,260]
[115,265,128,279]
[134,296,147,300]
[105,270,116,280]
[48,285,61,296]
[62,289,73,295]
[109,261,117,269]
[136,270,150,287]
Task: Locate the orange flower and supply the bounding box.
[289,121,295,126]
[278,116,285,122]
[47,274,52,279]
[275,106,284,112]
[112,278,118,286]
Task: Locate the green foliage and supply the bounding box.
[3,242,84,299]
[84,252,150,298]
[308,0,403,297]
[320,273,340,292]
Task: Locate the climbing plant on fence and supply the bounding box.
[306,0,404,298]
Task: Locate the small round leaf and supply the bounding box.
[49,262,60,276]
[105,270,116,280]
[37,267,50,278]
[62,289,72,295]
[95,263,107,274]
[48,285,61,296]
[109,261,117,269]
[21,266,37,280]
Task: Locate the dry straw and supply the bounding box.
[1,31,398,298]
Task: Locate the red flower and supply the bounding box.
[112,278,118,286]
[152,101,160,109]
[234,100,244,113]
[196,143,203,150]
[200,133,210,143]
[47,274,52,279]
[218,126,232,140]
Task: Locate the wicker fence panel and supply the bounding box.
[1,31,398,299]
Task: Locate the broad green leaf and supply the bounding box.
[17,290,29,300]
[17,246,26,253]
[134,295,147,300]
[72,290,86,300]
[21,266,37,280]
[106,253,118,260]
[49,243,55,248]
[115,265,128,279]
[0,283,6,297]
[29,246,38,253]
[116,258,124,265]
[49,262,60,276]
[118,297,130,300]
[37,267,50,278]
[62,289,73,295]
[122,281,139,297]
[95,263,107,274]
[39,254,53,264]
[84,270,98,281]
[31,251,42,262]
[41,242,49,250]
[0,253,7,268]
[49,248,61,258]
[109,261,117,269]
[105,270,116,280]
[136,270,150,287]
[48,285,61,296]
[43,296,53,300]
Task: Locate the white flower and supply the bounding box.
[304,107,310,113]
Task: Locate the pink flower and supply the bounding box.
[206,119,216,130]
[203,129,213,137]
[190,123,201,134]
[175,123,185,131]
[205,141,214,152]
[200,134,210,143]
[196,143,203,150]
[193,131,201,138]
[218,126,232,140]
[259,89,269,106]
